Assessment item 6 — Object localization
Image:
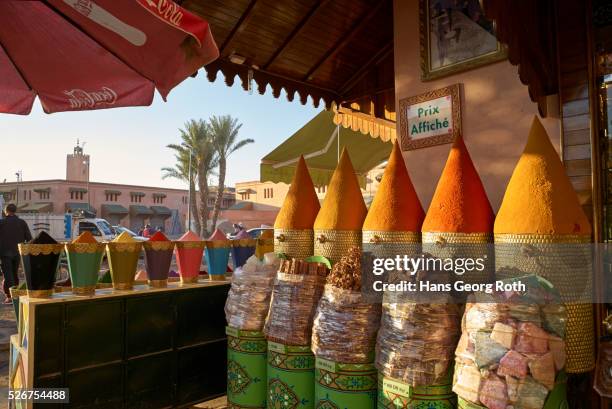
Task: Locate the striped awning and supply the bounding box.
[333,106,396,142]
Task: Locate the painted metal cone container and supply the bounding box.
[65,231,105,295]
[267,341,315,409]
[421,135,495,286]
[19,231,63,298]
[106,231,142,290]
[143,231,175,288]
[255,229,274,260]
[314,148,366,265]
[9,286,26,321]
[227,327,268,408]
[274,155,320,259]
[362,140,424,259]
[231,240,256,269]
[495,116,594,374]
[175,230,205,283]
[205,228,230,281]
[315,358,377,409]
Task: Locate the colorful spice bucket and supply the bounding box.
[143,241,175,287]
[227,327,267,409]
[377,374,456,409]
[9,286,26,321]
[205,241,230,280]
[175,241,205,283]
[106,242,142,290]
[267,341,315,409]
[19,243,63,298]
[231,239,256,268]
[65,242,105,295]
[315,358,377,409]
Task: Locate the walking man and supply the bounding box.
[0,204,32,304]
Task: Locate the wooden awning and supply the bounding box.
[483,0,559,116]
[183,0,395,115]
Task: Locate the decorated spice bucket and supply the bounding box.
[315,358,377,409]
[65,231,105,295]
[205,228,231,281]
[377,373,456,409]
[9,285,26,320]
[143,231,175,288]
[267,341,315,409]
[227,327,267,409]
[106,232,142,290]
[231,238,256,269]
[19,232,63,298]
[175,231,205,283]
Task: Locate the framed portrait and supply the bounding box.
[399,84,462,151]
[420,0,507,81]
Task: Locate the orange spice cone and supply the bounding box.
[314,148,366,265]
[274,155,320,258]
[363,141,424,257]
[495,116,594,373]
[421,135,494,285]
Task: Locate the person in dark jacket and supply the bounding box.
[0,204,32,303]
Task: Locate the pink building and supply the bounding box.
[0,143,236,233]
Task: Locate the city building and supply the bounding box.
[0,143,236,232]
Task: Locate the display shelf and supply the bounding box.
[9,280,230,409]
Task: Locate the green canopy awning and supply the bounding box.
[101,204,128,215]
[150,206,171,216]
[21,202,53,213]
[260,110,392,187]
[65,202,96,213]
[229,201,254,210]
[130,205,153,216]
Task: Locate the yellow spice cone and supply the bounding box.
[495,116,593,373]
[314,148,366,264]
[363,141,424,256]
[495,116,591,235]
[274,155,320,258]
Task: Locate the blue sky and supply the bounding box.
[0,73,320,189]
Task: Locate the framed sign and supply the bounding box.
[419,0,507,81]
[399,84,461,151]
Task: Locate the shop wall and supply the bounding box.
[394,0,561,211]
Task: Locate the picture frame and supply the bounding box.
[419,0,507,81]
[399,84,462,151]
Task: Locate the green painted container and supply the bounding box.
[267,341,315,409]
[315,357,377,409]
[377,373,456,409]
[227,327,268,409]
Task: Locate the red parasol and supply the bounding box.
[0,0,219,114]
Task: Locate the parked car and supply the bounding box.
[246,227,273,239]
[112,226,148,242]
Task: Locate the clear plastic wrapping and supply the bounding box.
[453,276,567,409]
[375,301,461,385]
[224,253,280,331]
[312,284,381,363]
[263,258,328,345]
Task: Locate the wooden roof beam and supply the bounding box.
[219,0,260,56]
[302,0,386,82]
[339,41,393,96]
[262,0,334,70]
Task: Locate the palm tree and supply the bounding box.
[162,145,200,235]
[208,115,254,230]
[163,119,218,237]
